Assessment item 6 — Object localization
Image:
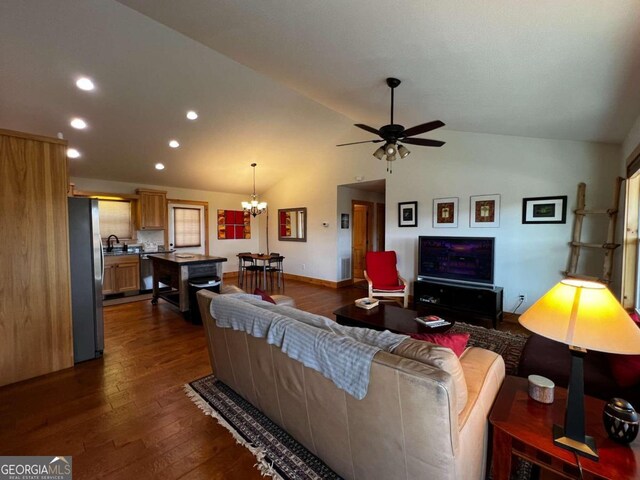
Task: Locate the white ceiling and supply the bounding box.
[1,0,639,193]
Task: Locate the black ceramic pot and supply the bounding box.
[603,398,639,444]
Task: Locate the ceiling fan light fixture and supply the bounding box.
[384,143,397,156]
[398,144,410,158]
[373,146,385,160]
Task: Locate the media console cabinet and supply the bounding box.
[414,279,503,329]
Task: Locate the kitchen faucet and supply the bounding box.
[106,234,119,252]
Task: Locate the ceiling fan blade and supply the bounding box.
[402,137,445,147]
[401,120,445,138]
[354,124,381,136]
[336,139,384,147]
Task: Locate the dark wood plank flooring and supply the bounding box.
[0,279,523,478]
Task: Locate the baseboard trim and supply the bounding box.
[283,273,341,289]
[223,271,355,290]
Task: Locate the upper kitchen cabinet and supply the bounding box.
[136,189,167,230]
[0,129,73,386]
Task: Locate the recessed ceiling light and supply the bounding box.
[186,110,198,120]
[67,148,81,158]
[168,140,180,148]
[70,118,87,129]
[155,163,165,170]
[75,77,95,91]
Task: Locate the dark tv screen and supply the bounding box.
[418,236,495,285]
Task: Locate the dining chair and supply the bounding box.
[266,253,285,291]
[238,252,261,289]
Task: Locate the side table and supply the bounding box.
[489,376,639,480]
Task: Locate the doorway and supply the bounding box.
[352,200,374,279]
[167,200,209,255]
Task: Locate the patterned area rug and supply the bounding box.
[186,377,341,480]
[451,321,529,375]
[187,374,534,480]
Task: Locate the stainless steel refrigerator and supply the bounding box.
[68,197,104,363]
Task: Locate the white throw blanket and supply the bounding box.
[210,294,408,399]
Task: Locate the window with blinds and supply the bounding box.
[174,207,201,247]
[98,200,133,239]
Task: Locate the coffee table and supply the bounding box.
[333,303,454,334]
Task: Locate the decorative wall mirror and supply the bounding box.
[278,207,307,242]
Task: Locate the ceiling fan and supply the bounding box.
[337,77,445,172]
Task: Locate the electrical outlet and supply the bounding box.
[518,294,527,303]
[302,264,306,271]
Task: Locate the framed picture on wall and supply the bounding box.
[433,197,459,228]
[470,194,500,228]
[341,213,349,229]
[398,201,418,227]
[522,196,567,224]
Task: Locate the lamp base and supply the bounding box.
[553,424,598,461]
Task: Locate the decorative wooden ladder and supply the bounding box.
[566,177,623,283]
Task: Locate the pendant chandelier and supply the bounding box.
[241,163,267,217]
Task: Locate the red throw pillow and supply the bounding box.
[607,354,640,388]
[254,288,276,304]
[409,332,470,357]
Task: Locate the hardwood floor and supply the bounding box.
[0,279,524,478]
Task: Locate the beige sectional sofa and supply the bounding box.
[197,290,505,480]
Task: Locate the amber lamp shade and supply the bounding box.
[519,279,640,460]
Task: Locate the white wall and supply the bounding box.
[386,131,620,312]
[71,177,259,274]
[623,113,640,163]
[261,129,621,312]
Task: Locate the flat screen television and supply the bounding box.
[418,236,495,286]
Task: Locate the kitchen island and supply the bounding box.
[149,253,227,313]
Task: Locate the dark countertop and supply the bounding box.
[104,251,141,257]
[147,253,227,265]
[103,249,175,257]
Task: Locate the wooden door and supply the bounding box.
[0,129,73,386]
[376,203,385,251]
[352,201,373,279]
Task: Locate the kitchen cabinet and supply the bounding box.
[103,265,116,295]
[136,188,167,230]
[104,255,140,294]
[0,129,73,386]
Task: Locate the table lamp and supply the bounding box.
[519,279,640,460]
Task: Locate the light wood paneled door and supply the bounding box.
[376,202,385,251]
[0,129,73,386]
[352,200,373,279]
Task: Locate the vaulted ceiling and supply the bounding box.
[2,0,639,193]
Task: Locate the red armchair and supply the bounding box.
[364,251,409,308]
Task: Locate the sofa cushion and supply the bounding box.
[409,332,470,357]
[393,338,468,414]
